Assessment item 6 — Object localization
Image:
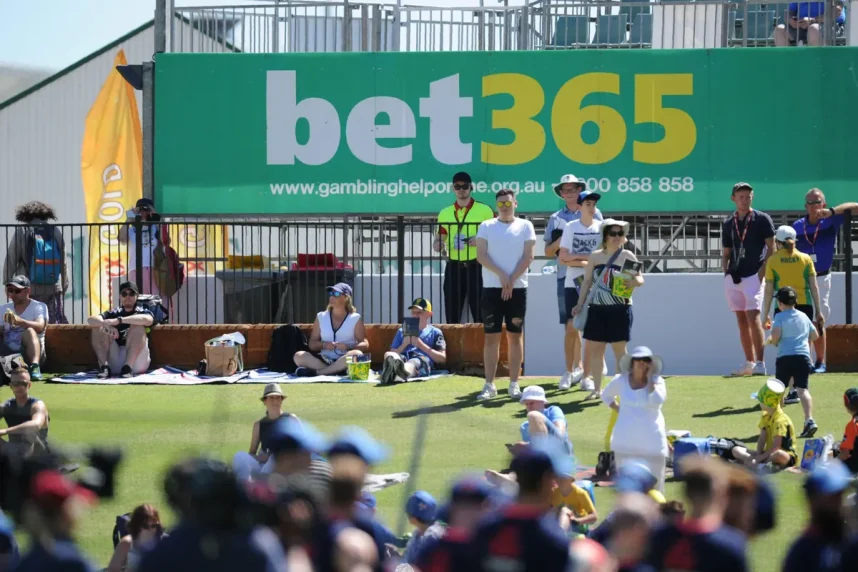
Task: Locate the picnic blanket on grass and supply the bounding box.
[48,367,452,386]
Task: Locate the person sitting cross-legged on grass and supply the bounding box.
[729,378,799,470]
[836,388,858,474]
[768,285,820,438]
[87,281,153,379]
[400,491,446,565]
[381,298,446,384]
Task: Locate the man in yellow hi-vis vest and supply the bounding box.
[433,172,495,323]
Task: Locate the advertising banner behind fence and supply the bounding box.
[81,50,143,315]
[155,49,857,215]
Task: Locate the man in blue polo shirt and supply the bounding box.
[517,385,573,454]
[793,188,858,373]
[774,2,845,46]
[471,437,574,571]
[782,460,852,572]
[544,175,604,385]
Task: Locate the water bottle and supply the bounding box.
[542,264,557,275]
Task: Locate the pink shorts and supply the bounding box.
[724,273,764,312]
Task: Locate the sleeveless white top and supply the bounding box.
[317,310,361,362]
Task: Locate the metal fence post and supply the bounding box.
[392,2,401,52]
[155,0,167,53]
[397,216,406,323]
[845,211,853,324]
[134,216,145,284]
[344,0,353,52]
[142,61,155,202]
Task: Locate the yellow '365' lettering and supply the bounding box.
[481,73,546,165]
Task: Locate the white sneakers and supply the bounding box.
[732,361,766,377]
[581,377,595,392]
[602,362,608,376]
[476,381,521,400]
[559,368,585,391]
[477,383,498,400]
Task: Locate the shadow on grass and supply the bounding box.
[692,406,760,419]
[391,391,508,418]
[512,398,602,418]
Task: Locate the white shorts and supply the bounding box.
[817,273,832,321]
[725,273,764,312]
[108,341,151,375]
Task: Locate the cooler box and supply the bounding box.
[672,438,712,479]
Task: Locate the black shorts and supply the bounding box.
[776,354,813,389]
[583,304,633,343]
[564,288,580,323]
[482,288,527,334]
[774,304,814,322]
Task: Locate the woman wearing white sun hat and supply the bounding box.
[601,346,668,492]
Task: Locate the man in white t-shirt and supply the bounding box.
[475,189,536,401]
[0,276,48,381]
[558,191,603,390]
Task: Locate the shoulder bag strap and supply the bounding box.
[584,248,625,303]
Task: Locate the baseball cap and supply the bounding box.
[119,281,139,294]
[844,388,858,410]
[553,174,586,197]
[135,198,155,209]
[776,286,797,305]
[732,182,753,194]
[519,385,547,404]
[615,462,658,494]
[805,460,853,496]
[5,275,30,289]
[510,436,576,479]
[30,470,97,510]
[327,426,390,465]
[775,225,797,243]
[577,190,601,205]
[327,283,353,297]
[267,417,329,455]
[449,474,493,504]
[452,172,472,185]
[406,490,438,523]
[408,298,432,313]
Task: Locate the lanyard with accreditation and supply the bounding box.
[803,218,820,263]
[733,210,753,260]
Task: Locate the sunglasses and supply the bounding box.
[496,200,514,208]
[120,290,137,297]
[806,200,823,206]
[607,230,625,237]
[453,183,469,190]
[632,357,653,364]
[141,522,161,531]
[10,381,28,388]
[327,290,344,297]
[5,287,23,294]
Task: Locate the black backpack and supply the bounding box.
[266,325,309,373]
[112,513,131,548]
[136,295,168,325]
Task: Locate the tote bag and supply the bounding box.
[572,248,624,331]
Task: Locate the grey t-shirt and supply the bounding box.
[0,300,48,352]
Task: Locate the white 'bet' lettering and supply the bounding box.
[266,71,473,167]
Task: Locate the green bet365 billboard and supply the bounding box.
[155,49,857,215]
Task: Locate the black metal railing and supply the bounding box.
[1,213,853,325]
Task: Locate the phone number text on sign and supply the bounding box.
[583,177,695,193]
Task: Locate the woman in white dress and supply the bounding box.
[293,283,368,376]
[601,346,668,492]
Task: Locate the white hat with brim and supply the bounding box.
[520,385,548,404]
[553,174,586,197]
[618,346,663,376]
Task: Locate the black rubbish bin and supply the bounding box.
[285,268,355,324]
[216,270,288,324]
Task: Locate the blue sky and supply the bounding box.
[0,0,514,71]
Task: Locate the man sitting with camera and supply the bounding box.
[0,363,49,457]
[87,281,154,379]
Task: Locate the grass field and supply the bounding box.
[11,373,858,570]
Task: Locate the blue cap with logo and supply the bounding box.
[615,461,658,494]
[327,283,353,297]
[510,436,576,479]
[327,426,390,465]
[406,490,438,523]
[577,190,602,205]
[805,460,853,496]
[266,417,329,455]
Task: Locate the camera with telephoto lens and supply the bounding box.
[0,443,123,523]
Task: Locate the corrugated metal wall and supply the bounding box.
[0,17,231,226]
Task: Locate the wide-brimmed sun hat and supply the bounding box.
[618,346,663,376]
